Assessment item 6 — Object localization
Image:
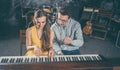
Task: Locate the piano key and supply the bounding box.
[80,57,84,61]
[97,56,102,61]
[64,57,67,62]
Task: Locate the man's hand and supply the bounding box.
[63,37,73,45]
[59,53,63,55]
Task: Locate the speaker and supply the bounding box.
[116,30,120,48]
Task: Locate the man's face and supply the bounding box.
[34,16,47,29]
[58,13,69,26]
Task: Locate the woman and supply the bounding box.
[25,10,54,57]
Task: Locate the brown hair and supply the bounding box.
[34,10,50,51]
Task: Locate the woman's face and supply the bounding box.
[34,16,47,29]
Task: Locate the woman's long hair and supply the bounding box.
[34,10,50,51]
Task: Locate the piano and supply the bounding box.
[0,54,112,70]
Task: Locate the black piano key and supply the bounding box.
[92,56,97,61]
[19,58,21,63]
[32,58,35,62]
[24,58,28,63]
[34,58,37,62]
[66,57,69,62]
[27,58,29,63]
[33,58,36,62]
[92,56,95,61]
[67,57,72,62]
[62,57,65,62]
[87,56,92,61]
[75,56,79,61]
[48,58,51,62]
[74,57,77,61]
[55,57,57,62]
[97,56,102,61]
[66,57,70,62]
[95,56,100,61]
[39,58,42,62]
[31,58,34,62]
[35,58,38,62]
[95,56,99,61]
[47,58,49,62]
[5,58,9,63]
[69,57,73,62]
[53,57,55,62]
[63,57,66,62]
[2,58,5,63]
[61,57,64,62]
[72,57,75,62]
[21,58,23,62]
[84,57,87,61]
[86,57,89,61]
[60,57,63,62]
[59,57,61,62]
[85,56,89,61]
[9,58,13,63]
[81,57,84,61]
[75,57,78,61]
[85,56,91,61]
[52,57,54,62]
[19,58,22,63]
[16,58,19,63]
[45,57,48,62]
[41,57,43,62]
[1,58,5,63]
[31,58,33,62]
[53,57,56,62]
[58,57,61,62]
[47,57,49,62]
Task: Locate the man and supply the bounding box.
[51,5,84,55]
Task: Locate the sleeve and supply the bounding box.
[53,41,62,55]
[51,25,62,55]
[72,23,84,47]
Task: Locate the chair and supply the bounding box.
[20,30,26,56]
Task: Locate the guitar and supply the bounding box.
[83,8,99,35]
[83,21,92,35]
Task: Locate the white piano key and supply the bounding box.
[56,57,59,62]
[95,56,99,61]
[90,56,94,61]
[64,57,67,61]
[83,56,86,61]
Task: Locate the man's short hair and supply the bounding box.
[59,4,72,17]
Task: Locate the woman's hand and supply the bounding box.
[48,48,55,58]
[34,47,42,56]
